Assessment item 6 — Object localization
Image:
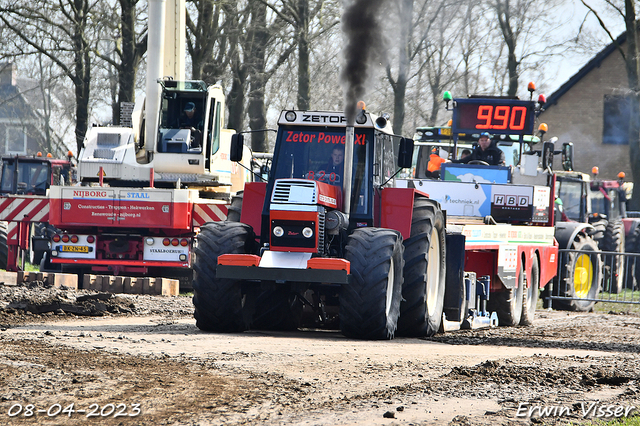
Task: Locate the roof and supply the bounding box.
[542,30,627,110]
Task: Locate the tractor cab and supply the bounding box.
[0,155,74,196]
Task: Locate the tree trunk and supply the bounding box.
[297,0,310,110]
[392,0,413,135]
[116,0,140,124]
[247,0,268,153]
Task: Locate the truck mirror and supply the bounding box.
[561,142,573,171]
[230,133,244,162]
[542,140,554,170]
[397,137,414,169]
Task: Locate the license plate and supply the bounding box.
[61,245,89,253]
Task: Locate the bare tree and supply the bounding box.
[0,0,99,152]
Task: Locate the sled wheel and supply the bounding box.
[192,221,256,332]
[520,256,539,326]
[488,262,524,327]
[397,198,446,337]
[340,228,404,340]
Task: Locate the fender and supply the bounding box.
[379,188,437,240]
[555,221,594,249]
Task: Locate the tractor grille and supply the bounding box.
[272,180,317,204]
[318,209,326,255]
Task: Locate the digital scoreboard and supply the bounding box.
[451,98,535,136]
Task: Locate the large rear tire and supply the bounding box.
[487,264,524,327]
[625,222,640,290]
[600,219,625,294]
[0,221,7,270]
[520,256,539,326]
[397,198,446,337]
[192,221,256,332]
[340,228,404,340]
[555,234,602,311]
[227,191,243,222]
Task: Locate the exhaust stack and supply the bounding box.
[343,125,354,217]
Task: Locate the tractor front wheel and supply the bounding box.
[340,228,404,340]
[488,263,524,327]
[520,256,539,326]
[192,221,256,332]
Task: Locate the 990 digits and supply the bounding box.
[7,402,141,418]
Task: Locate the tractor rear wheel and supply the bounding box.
[625,223,640,290]
[227,191,243,222]
[397,198,446,337]
[520,256,539,326]
[0,221,7,270]
[601,219,625,294]
[192,221,256,332]
[555,234,602,311]
[252,287,303,331]
[488,263,524,327]
[340,228,404,340]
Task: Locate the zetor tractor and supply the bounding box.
[191,104,449,340]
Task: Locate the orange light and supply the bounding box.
[46,153,52,158]
[52,235,61,243]
[70,235,79,243]
[528,82,536,91]
[171,238,179,246]
[447,119,452,127]
[538,123,548,133]
[180,239,189,247]
[357,100,366,111]
[538,94,546,104]
[618,172,626,179]
[61,234,70,243]
[592,166,599,175]
[67,150,73,158]
[36,152,42,157]
[163,238,171,246]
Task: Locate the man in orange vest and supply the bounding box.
[426,147,448,178]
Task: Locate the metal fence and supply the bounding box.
[545,248,640,308]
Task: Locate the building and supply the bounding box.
[0,62,70,158]
[539,31,632,180]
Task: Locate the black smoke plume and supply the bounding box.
[341,0,387,125]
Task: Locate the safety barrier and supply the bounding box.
[545,248,640,308]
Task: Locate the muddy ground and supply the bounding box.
[1,282,640,425]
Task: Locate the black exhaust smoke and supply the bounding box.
[341,0,387,125]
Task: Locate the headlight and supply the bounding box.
[273,226,284,237]
[285,111,297,122]
[302,227,313,238]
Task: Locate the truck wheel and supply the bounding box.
[227,191,243,222]
[520,256,539,326]
[0,221,7,270]
[192,221,256,332]
[556,234,602,311]
[340,228,404,340]
[488,264,524,327]
[252,288,303,331]
[397,198,446,337]
[601,219,625,294]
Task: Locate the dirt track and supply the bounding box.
[1,285,640,425]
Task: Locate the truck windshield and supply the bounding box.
[272,126,371,215]
[556,179,584,221]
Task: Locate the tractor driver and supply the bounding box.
[322,145,344,184]
[452,132,505,166]
[180,102,203,149]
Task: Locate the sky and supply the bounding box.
[545,1,627,94]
